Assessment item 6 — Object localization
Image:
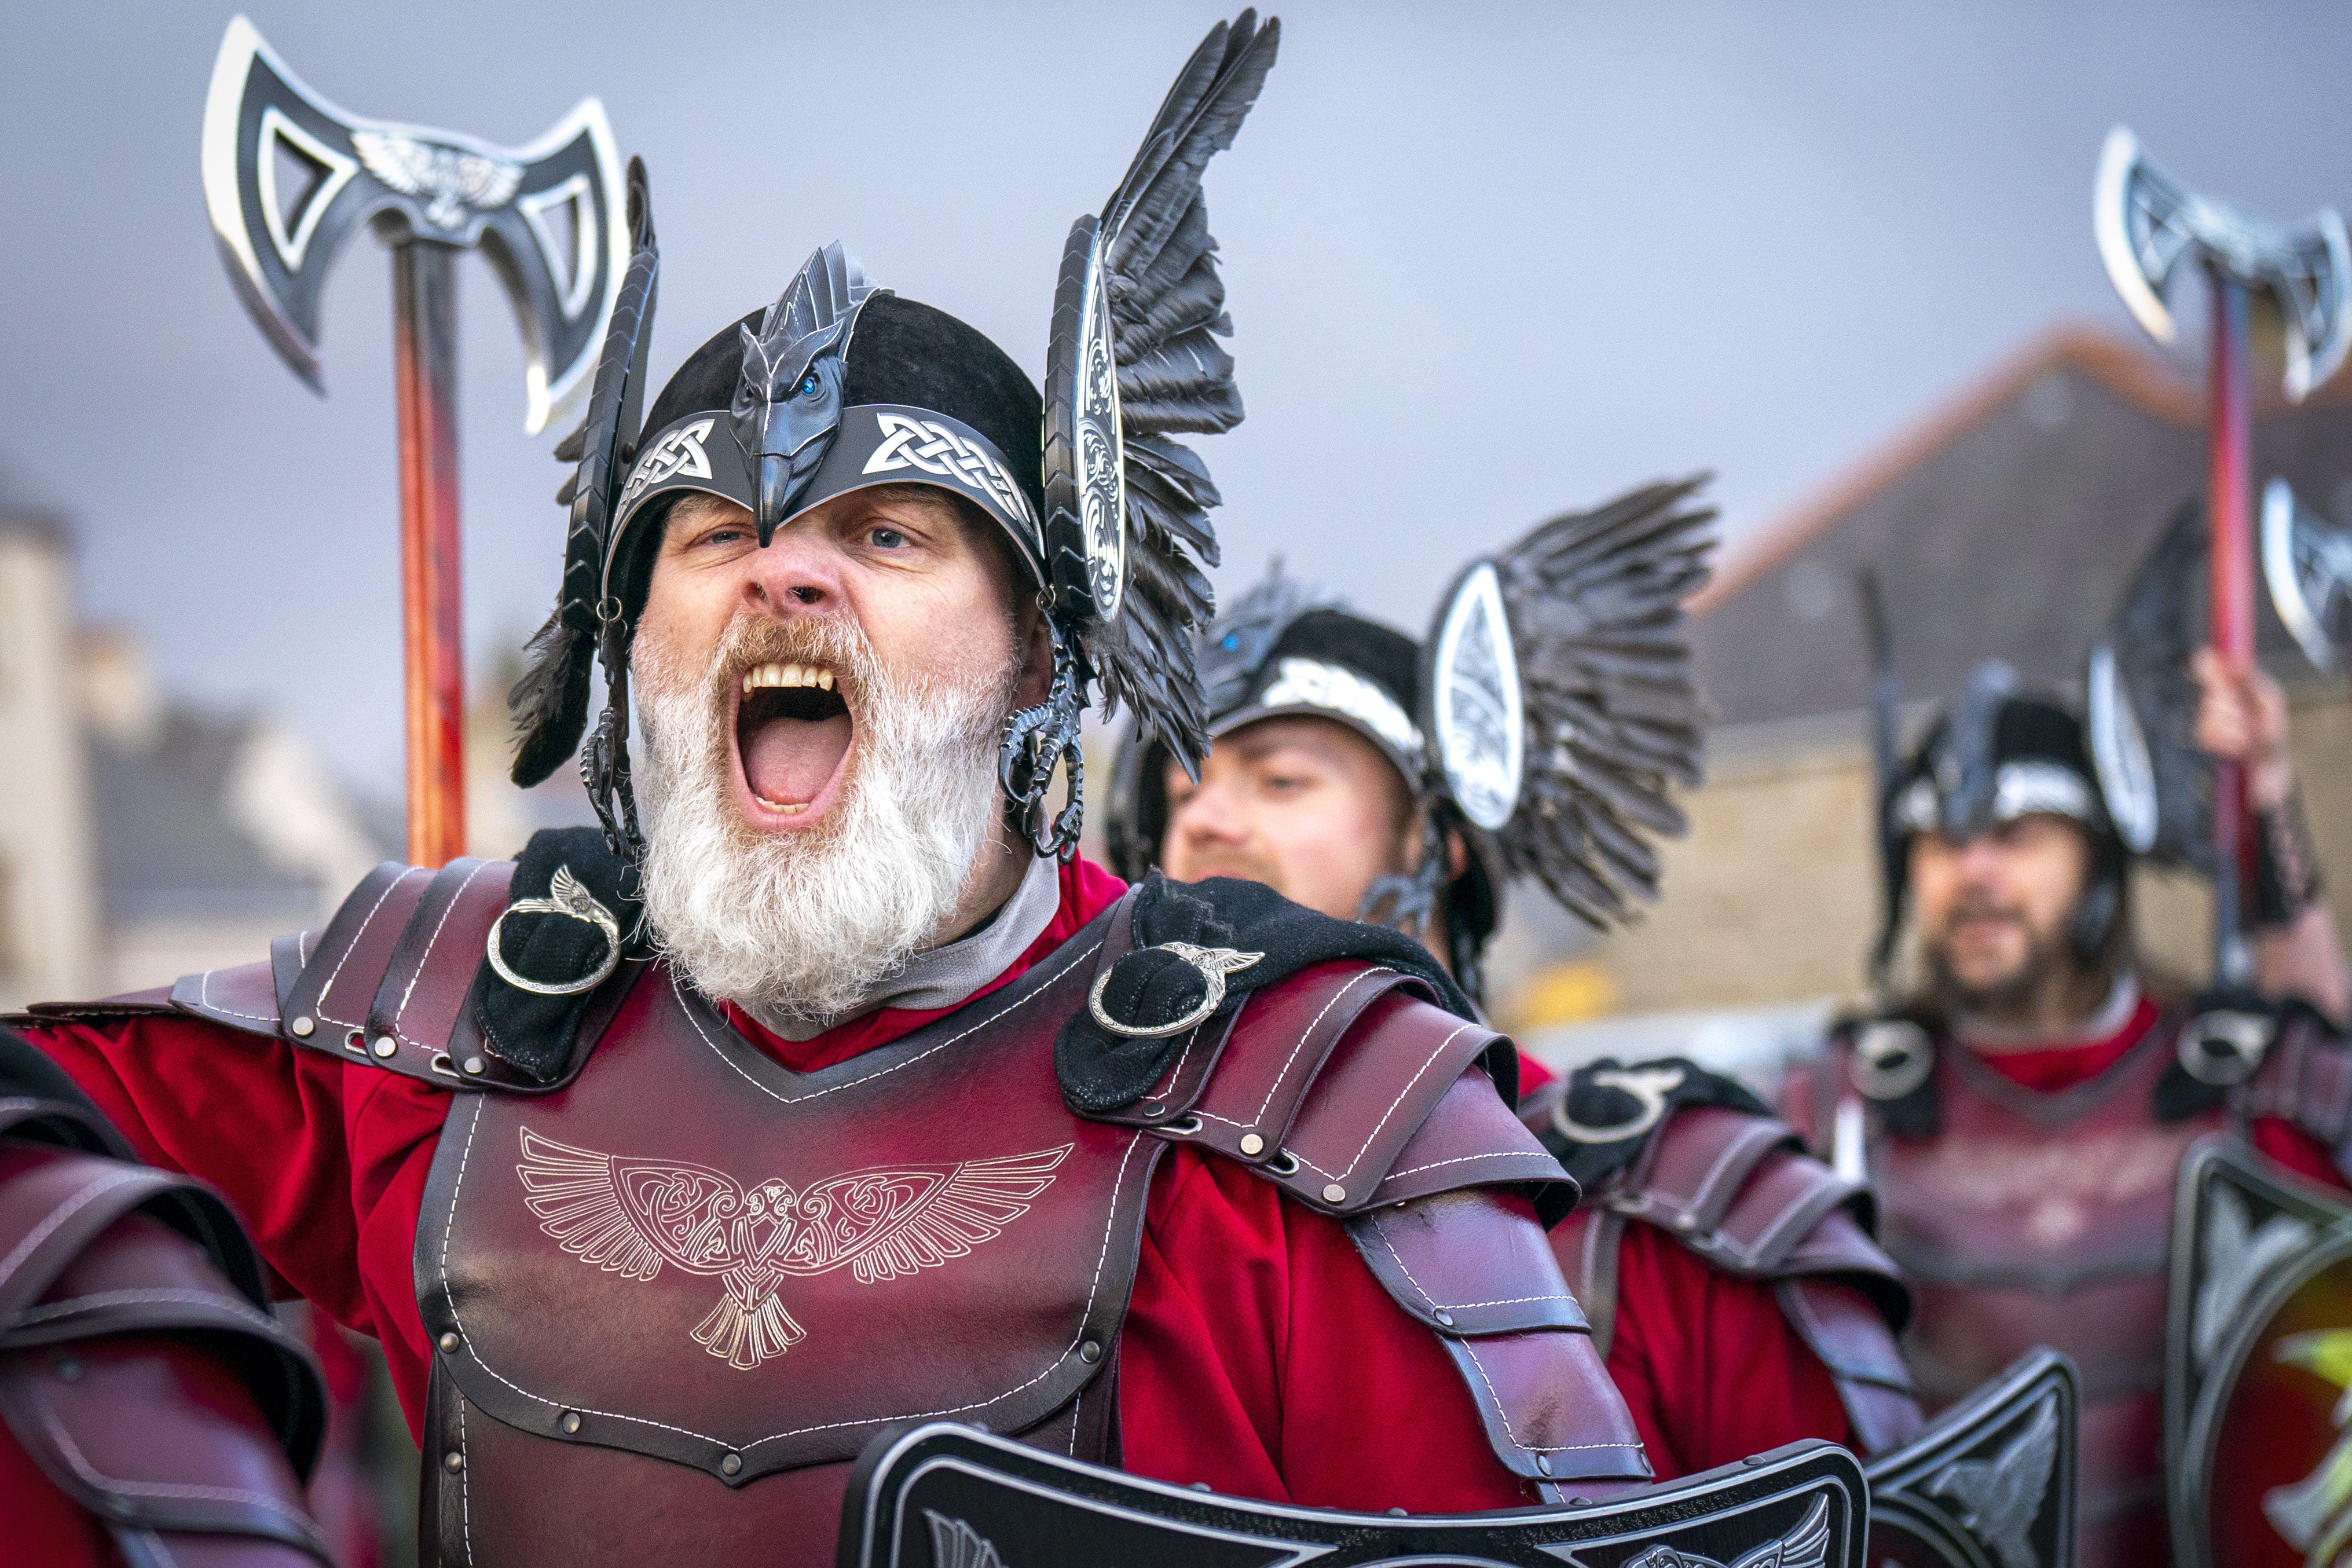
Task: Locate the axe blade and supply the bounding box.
[2262,477,2352,673]
[200,14,627,431]
[2093,124,2352,402]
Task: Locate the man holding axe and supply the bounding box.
[1782,136,2352,1568]
[1,16,1873,1567]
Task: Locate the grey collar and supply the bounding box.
[739,851,1064,1042]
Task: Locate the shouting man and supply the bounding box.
[0,19,1717,1566]
[1784,651,2352,1568]
[1107,504,1925,1482]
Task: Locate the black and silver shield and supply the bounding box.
[841,1422,1867,1568]
[1862,1348,2079,1568]
[2166,1135,2352,1568]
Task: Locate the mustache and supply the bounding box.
[1939,895,2029,931]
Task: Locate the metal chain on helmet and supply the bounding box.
[582,596,649,876]
[999,619,1088,860]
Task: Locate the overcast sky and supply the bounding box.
[5,1,2349,786]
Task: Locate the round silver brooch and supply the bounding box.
[1087,943,1265,1040]
[1550,1064,1687,1144]
[485,866,621,998]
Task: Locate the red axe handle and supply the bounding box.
[2207,268,2252,981]
[393,242,467,869]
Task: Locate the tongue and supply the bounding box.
[742,714,852,806]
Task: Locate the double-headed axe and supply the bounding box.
[200,16,625,866]
[2094,126,2350,983]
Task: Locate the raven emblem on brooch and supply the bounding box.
[515,1128,1071,1369]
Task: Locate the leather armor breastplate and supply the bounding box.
[415,918,1154,1568]
[1870,1020,2214,1563]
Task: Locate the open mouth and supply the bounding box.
[732,660,853,826]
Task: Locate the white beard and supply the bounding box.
[632,617,1016,1029]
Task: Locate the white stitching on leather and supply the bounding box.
[395,859,498,1035]
[1243,969,1391,1128]
[316,868,428,1030]
[457,1394,475,1566]
[1367,1213,1574,1314]
[676,935,1102,1107]
[437,1076,1149,1452]
[1327,1023,1475,1185]
[195,968,276,1025]
[0,1168,148,1286]
[1454,1340,1626,1453]
[1383,1150,1537,1180]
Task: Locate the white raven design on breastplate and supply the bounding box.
[515,1127,1072,1369]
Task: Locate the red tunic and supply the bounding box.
[19,859,1540,1514]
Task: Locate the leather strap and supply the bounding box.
[1549,1102,1921,1456]
[0,1138,330,1563]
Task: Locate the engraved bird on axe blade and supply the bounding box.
[353,129,522,230]
[515,1127,1071,1369]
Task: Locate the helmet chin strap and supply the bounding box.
[999,618,1088,860]
[584,598,649,875]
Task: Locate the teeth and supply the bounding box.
[739,661,837,694]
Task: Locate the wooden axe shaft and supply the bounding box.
[393,241,468,869]
[2207,267,2252,982]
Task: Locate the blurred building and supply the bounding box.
[1523,325,2352,1077]
[0,509,392,1009]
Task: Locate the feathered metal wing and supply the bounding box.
[510,156,658,787]
[1431,477,1717,929]
[1042,11,1279,778]
[2089,501,2210,870]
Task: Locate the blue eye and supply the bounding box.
[1221,634,1240,650]
[798,373,820,397]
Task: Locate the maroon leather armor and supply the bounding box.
[1787,1009,2352,1568]
[0,1092,331,1567]
[160,858,1648,1568]
[1520,1087,1921,1456]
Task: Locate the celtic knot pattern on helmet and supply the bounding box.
[864,413,1038,530]
[622,417,715,505]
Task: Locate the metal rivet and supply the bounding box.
[720,1453,743,1477]
[1239,1133,1265,1156]
[1079,1339,1102,1364]
[1570,1495,1592,1506]
[290,1016,315,1038]
[54,1358,82,1383]
[1386,1507,1408,1517]
[559,1411,582,1435]
[438,1331,460,1354]
[444,1452,464,1474]
[1322,1184,1346,1205]
[372,1036,398,1058]
[1742,1453,1769,1467]
[1535,1453,1554,1477]
[1190,1481,1213,1493]
[463,1056,485,1075]
[1676,1212,1702,1232]
[1141,1104,1163,1118]
[1434,1309,1455,1328]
